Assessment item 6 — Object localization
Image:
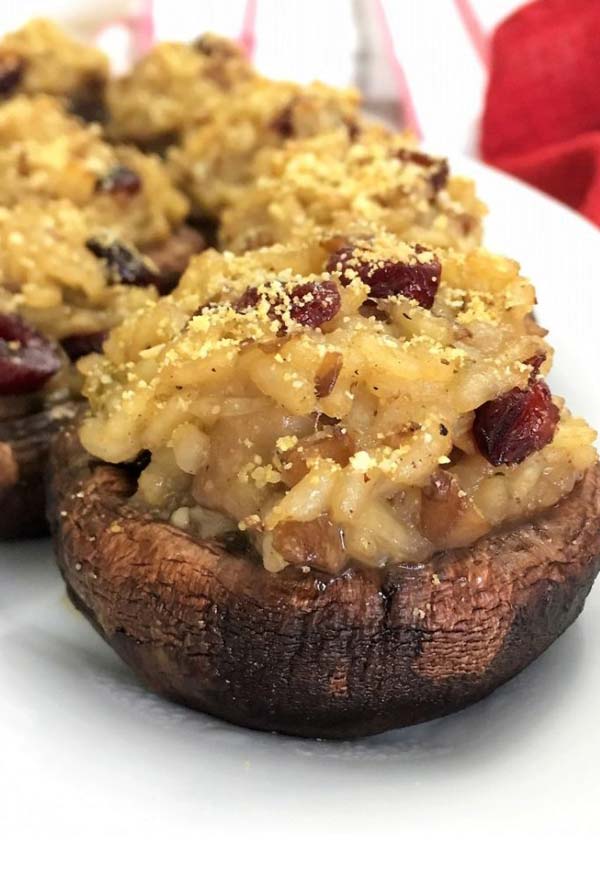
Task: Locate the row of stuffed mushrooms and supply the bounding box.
[1,19,599,739]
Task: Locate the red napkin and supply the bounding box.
[481,0,600,225]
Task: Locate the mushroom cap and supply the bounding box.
[0,399,79,539]
[48,423,600,738]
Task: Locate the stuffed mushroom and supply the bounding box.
[0,50,209,541]
[219,126,485,253]
[0,194,202,540]
[48,233,600,737]
[0,18,109,121]
[106,33,254,150]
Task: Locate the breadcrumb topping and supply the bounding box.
[79,232,597,571]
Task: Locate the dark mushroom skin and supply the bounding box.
[0,398,79,539]
[48,423,600,739]
[142,224,207,294]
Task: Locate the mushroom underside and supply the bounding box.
[48,424,600,738]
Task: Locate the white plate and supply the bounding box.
[1,161,599,869]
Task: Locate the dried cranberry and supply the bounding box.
[327,246,440,309]
[289,281,341,328]
[96,166,142,196]
[61,330,107,362]
[271,104,295,138]
[473,379,559,466]
[396,148,449,194]
[0,314,61,396]
[86,238,157,287]
[235,286,259,312]
[0,53,24,98]
[236,281,340,331]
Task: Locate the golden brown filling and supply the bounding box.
[0,19,108,110]
[0,91,192,368]
[80,233,597,572]
[0,95,188,248]
[169,78,362,215]
[1,20,594,567]
[0,200,158,341]
[219,127,485,253]
[107,36,254,147]
[0,22,482,412]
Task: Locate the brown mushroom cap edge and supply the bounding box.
[48,422,600,739]
[0,399,79,539]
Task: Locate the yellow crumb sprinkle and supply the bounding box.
[276,435,299,452]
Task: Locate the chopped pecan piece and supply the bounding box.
[272,515,346,573]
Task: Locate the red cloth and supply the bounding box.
[481,0,600,225]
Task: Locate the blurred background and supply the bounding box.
[0,0,521,151]
[2,0,599,226]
